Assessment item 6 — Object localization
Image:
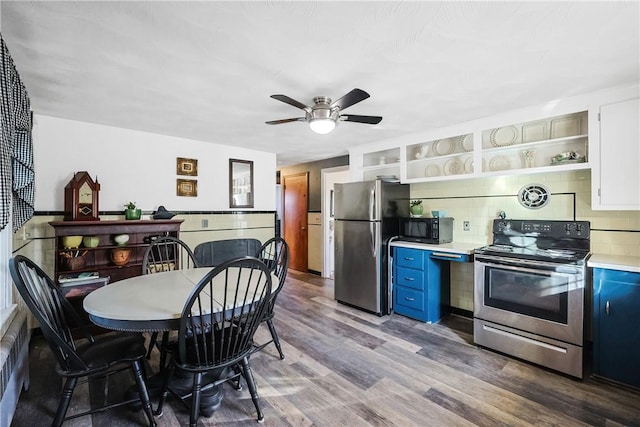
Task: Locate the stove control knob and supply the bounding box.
[496,221,508,231]
[565,223,577,234]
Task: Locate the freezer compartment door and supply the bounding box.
[335,220,382,313]
[334,181,379,221]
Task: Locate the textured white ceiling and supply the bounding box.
[2,1,638,166]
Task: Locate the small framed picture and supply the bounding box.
[177,179,197,197]
[177,157,198,176]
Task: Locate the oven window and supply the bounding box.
[484,266,568,324]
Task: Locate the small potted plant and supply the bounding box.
[124,201,142,220]
[410,200,423,217]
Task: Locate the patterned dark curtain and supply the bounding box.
[0,36,33,232]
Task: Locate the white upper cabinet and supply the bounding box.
[361,147,400,181]
[593,98,640,210]
[349,84,638,210]
[480,111,589,176]
[355,110,590,183]
[406,133,475,181]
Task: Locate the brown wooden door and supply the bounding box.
[283,172,308,272]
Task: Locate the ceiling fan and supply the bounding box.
[265,88,382,134]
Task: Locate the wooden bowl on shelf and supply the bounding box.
[61,256,86,271]
[111,248,131,266]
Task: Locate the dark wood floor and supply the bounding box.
[12,270,640,426]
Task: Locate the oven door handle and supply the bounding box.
[478,261,556,276]
[476,256,582,275]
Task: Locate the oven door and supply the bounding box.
[474,255,584,345]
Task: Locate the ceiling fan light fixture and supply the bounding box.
[309,118,336,134]
[267,89,381,133]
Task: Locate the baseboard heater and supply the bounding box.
[1,311,31,426]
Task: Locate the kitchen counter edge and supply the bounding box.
[389,240,483,255]
[587,254,640,273]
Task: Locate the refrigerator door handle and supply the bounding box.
[369,187,376,221]
[370,222,378,258]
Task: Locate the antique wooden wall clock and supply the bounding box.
[64,171,100,221]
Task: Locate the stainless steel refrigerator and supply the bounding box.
[334,179,409,315]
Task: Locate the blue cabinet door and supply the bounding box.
[396,248,424,269]
[395,266,424,291]
[593,269,640,388]
[395,286,426,313]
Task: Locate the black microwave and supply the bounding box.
[398,217,454,244]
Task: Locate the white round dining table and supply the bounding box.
[83,267,276,332]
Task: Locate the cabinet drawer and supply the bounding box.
[395,266,424,291]
[395,286,425,312]
[395,247,424,269]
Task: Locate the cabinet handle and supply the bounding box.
[404,277,414,281]
[404,257,414,261]
[605,301,610,316]
[431,252,462,259]
[404,297,415,301]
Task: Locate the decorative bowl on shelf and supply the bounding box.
[82,235,100,248]
[152,205,176,219]
[113,234,130,246]
[111,248,131,266]
[62,235,83,248]
[431,210,447,218]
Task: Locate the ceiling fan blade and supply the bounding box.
[265,117,306,125]
[341,114,382,125]
[331,88,370,110]
[270,94,310,111]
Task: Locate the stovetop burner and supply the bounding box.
[543,248,577,258]
[476,219,591,264]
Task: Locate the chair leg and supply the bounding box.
[240,357,264,423]
[146,332,159,359]
[190,372,204,427]
[266,319,285,360]
[132,359,157,426]
[232,365,243,391]
[53,377,77,427]
[155,363,175,417]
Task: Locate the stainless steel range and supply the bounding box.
[473,219,590,378]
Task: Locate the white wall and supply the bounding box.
[32,115,276,212]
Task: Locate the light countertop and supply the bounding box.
[389,240,484,255]
[587,254,640,273]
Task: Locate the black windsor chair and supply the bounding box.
[154,256,273,426]
[253,237,290,359]
[141,236,199,367]
[193,238,262,268]
[8,255,156,427]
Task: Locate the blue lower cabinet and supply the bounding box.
[593,268,640,388]
[393,247,449,323]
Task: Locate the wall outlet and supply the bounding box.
[463,221,470,231]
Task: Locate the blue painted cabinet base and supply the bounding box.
[592,268,640,389]
[393,247,450,323]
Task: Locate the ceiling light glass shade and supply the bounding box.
[309,118,336,134]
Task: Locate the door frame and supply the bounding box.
[321,165,350,278]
